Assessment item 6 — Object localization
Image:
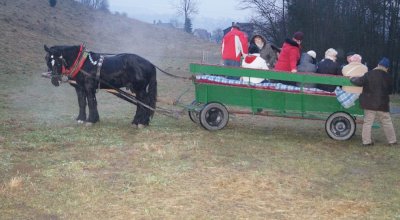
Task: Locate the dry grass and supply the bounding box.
[8,176,24,190]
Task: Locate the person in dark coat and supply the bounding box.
[316,48,341,92]
[351,57,397,146]
[249,34,279,68]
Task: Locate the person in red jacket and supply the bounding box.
[221,23,249,67]
[274,31,303,73]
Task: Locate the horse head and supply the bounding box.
[44,45,83,86]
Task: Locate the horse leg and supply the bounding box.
[74,86,87,123]
[132,90,151,127]
[86,89,100,124]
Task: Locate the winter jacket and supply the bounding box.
[221,27,249,62]
[274,39,301,72]
[316,58,341,92]
[341,62,368,94]
[351,67,393,112]
[241,53,268,83]
[297,53,316,73]
[249,34,278,68]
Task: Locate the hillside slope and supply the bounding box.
[0,0,220,75]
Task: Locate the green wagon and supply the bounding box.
[188,63,364,141]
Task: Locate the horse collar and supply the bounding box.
[62,45,88,79]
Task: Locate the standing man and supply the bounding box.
[221,23,248,67]
[351,57,397,146]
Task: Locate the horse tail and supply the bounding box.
[147,70,157,117]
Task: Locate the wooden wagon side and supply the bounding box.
[189,63,364,140]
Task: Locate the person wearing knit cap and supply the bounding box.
[351,57,397,146]
[297,51,317,72]
[345,51,356,64]
[342,54,368,94]
[274,31,304,73]
[307,50,316,60]
[221,23,249,68]
[296,50,317,88]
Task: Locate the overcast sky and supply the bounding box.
[108,0,252,31]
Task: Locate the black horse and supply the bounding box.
[44,44,157,127]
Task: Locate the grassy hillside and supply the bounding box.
[0,0,220,75]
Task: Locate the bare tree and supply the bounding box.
[77,0,109,11]
[173,0,199,33]
[239,0,287,44]
[211,28,224,43]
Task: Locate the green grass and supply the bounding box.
[2,70,400,219]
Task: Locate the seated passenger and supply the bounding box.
[316,48,341,92]
[297,50,317,73]
[274,31,303,86]
[334,54,369,108]
[297,50,317,88]
[341,54,368,94]
[241,44,269,83]
[249,34,278,68]
[274,31,303,73]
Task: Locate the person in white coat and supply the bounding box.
[241,44,269,83]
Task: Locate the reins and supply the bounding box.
[154,65,193,80]
[78,69,184,119]
[76,50,192,80]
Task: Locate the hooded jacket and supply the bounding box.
[274,38,301,72]
[351,67,393,112]
[249,34,278,68]
[297,53,316,73]
[221,27,249,62]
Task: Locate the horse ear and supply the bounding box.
[44,45,50,53]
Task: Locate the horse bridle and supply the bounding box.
[47,45,88,81]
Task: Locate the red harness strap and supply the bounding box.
[62,45,88,78]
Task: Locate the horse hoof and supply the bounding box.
[85,122,93,127]
[77,120,85,124]
[137,124,146,129]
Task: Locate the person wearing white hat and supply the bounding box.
[297,50,317,73]
[316,48,341,92]
[296,50,317,88]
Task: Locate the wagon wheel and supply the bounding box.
[325,112,356,141]
[199,102,229,131]
[188,101,201,124]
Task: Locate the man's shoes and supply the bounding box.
[388,142,398,147]
[362,142,374,147]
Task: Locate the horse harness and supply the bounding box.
[60,45,88,79]
[87,52,105,91]
[54,44,104,90]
